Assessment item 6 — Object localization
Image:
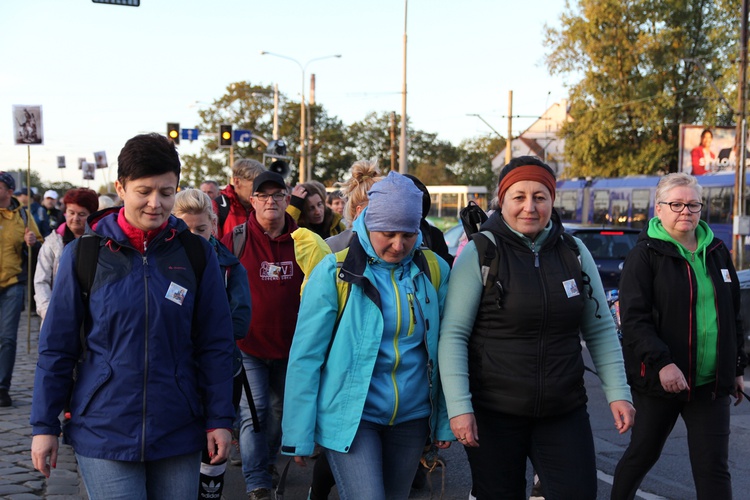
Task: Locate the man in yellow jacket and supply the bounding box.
[0,172,42,407]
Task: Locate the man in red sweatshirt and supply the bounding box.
[221,170,303,500]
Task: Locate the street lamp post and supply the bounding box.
[260,51,341,184]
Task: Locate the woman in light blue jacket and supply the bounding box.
[282,172,453,500]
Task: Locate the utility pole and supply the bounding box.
[398,0,408,174]
[390,112,398,171]
[734,0,749,269]
[308,74,316,183]
[505,90,513,164]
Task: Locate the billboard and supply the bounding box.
[678,124,750,175]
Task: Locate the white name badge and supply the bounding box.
[166,282,188,306]
[563,279,580,298]
[721,269,732,283]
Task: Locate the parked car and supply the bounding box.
[564,224,641,291]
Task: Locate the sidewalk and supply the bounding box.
[0,312,85,500]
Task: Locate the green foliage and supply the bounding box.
[452,135,506,190]
[157,83,507,190]
[180,82,282,187]
[545,0,740,176]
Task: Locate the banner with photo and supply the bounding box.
[12,105,43,145]
[94,151,108,169]
[82,162,96,180]
[678,124,750,175]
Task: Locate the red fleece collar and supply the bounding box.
[116,207,169,254]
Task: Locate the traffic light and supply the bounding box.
[219,124,233,148]
[167,123,180,144]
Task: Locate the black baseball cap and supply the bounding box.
[253,171,286,193]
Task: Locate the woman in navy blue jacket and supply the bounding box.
[30,134,236,500]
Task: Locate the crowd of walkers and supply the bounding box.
[0,132,740,500]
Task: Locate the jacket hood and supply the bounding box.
[353,206,423,266]
[646,217,714,269]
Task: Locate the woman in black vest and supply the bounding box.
[438,157,635,499]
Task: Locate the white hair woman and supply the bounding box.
[612,172,746,499]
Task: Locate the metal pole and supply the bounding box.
[26,146,31,353]
[734,0,749,269]
[307,74,315,183]
[398,0,408,174]
[505,90,513,164]
[390,112,397,171]
[273,83,279,141]
[300,69,307,184]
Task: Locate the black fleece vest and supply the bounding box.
[469,216,587,417]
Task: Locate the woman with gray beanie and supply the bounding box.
[281,172,454,499]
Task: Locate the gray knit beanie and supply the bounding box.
[364,171,423,233]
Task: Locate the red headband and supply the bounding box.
[498,165,556,204]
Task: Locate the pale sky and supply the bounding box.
[0,0,570,190]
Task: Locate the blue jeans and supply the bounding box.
[0,283,24,390]
[465,405,597,500]
[76,451,201,500]
[238,352,287,491]
[325,417,429,500]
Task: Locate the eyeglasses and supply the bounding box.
[658,201,704,213]
[254,192,286,202]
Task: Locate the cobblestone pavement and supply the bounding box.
[0,312,86,500]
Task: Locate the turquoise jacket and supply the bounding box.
[281,211,453,455]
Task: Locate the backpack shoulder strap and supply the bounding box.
[178,230,207,287]
[216,194,230,230]
[471,231,498,294]
[232,222,248,258]
[561,232,581,260]
[75,234,102,359]
[414,249,441,292]
[19,206,28,227]
[334,248,352,322]
[76,234,101,303]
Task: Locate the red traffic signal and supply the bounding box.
[167,123,180,144]
[219,124,233,148]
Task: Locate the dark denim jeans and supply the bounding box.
[0,283,24,390]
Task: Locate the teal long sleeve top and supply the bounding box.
[437,224,632,419]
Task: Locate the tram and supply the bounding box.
[554,171,750,248]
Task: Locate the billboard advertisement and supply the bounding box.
[678,124,750,174]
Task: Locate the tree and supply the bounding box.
[180,82,282,187]
[451,135,506,190]
[545,0,739,176]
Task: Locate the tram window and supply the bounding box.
[593,190,610,224]
[705,188,731,224]
[631,189,650,229]
[554,191,578,221]
[611,199,629,226]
